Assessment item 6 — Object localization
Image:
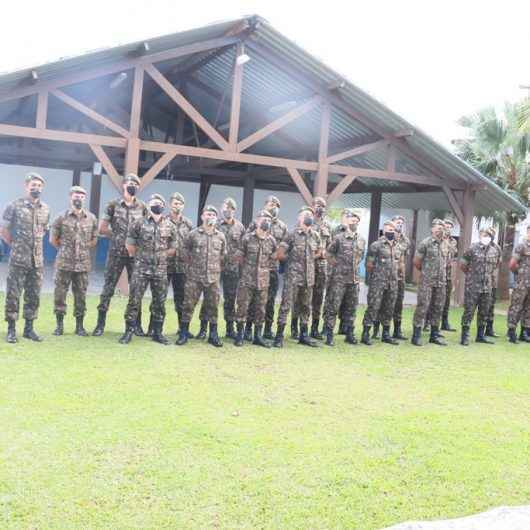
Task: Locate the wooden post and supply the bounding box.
[197,176,211,226]
[242,172,255,227]
[125,66,144,175]
[89,162,102,270]
[368,191,382,246]
[229,42,244,150]
[72,168,81,186]
[406,209,418,283]
[455,186,476,304]
[314,101,330,197]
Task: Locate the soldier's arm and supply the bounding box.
[1,203,15,245]
[88,218,98,248]
[413,240,427,271]
[509,245,522,272]
[459,247,473,273]
[98,202,114,238]
[49,216,62,248]
[365,241,377,273]
[125,222,139,257]
[166,226,177,258]
[326,238,338,266]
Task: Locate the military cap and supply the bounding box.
[479,227,492,236]
[148,193,166,206]
[443,218,455,226]
[257,210,273,219]
[392,215,405,223]
[69,185,87,195]
[383,219,395,228]
[266,195,281,208]
[123,173,141,186]
[25,171,45,184]
[432,218,444,227]
[203,204,218,215]
[170,192,185,203]
[342,208,360,221]
[299,205,314,215]
[223,197,237,209]
[312,196,327,207]
[487,226,496,236]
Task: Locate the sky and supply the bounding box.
[1,0,529,148]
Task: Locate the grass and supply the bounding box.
[0,293,529,530]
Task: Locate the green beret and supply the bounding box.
[203,204,218,215]
[149,193,166,206]
[123,173,141,186]
[299,206,314,215]
[312,196,327,207]
[432,218,444,227]
[69,185,87,195]
[392,215,405,223]
[342,208,360,221]
[266,195,281,208]
[25,172,45,184]
[170,192,185,203]
[257,210,273,219]
[383,220,395,228]
[223,197,237,209]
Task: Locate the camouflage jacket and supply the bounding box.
[313,218,332,271]
[444,236,458,274]
[51,209,98,272]
[248,217,288,270]
[366,236,403,288]
[237,231,277,290]
[166,214,193,275]
[184,227,227,284]
[126,214,177,277]
[279,228,321,287]
[489,241,502,288]
[326,230,366,284]
[415,236,449,287]
[218,218,246,274]
[461,242,500,293]
[103,197,147,257]
[512,239,530,288]
[395,233,412,281]
[2,198,50,268]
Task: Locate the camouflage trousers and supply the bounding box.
[292,263,327,322]
[4,264,43,321]
[461,288,491,327]
[54,270,89,317]
[97,254,136,313]
[425,276,452,323]
[413,278,446,328]
[248,269,279,325]
[235,284,268,325]
[486,287,497,323]
[277,280,313,326]
[200,270,239,322]
[125,272,168,324]
[167,272,186,315]
[392,279,406,321]
[324,279,359,330]
[507,285,530,329]
[363,281,398,327]
[182,280,220,324]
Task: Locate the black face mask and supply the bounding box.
[303,216,314,227]
[150,204,164,215]
[126,185,137,196]
[30,189,41,199]
[259,220,271,231]
[72,199,83,210]
[385,232,395,241]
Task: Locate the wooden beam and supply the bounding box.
[455,187,476,304]
[36,91,48,129]
[140,151,177,190]
[242,172,255,226]
[229,43,245,149]
[237,95,321,152]
[144,63,229,151]
[286,167,313,205]
[327,139,389,164]
[197,177,211,226]
[51,89,129,137]
[406,209,418,283]
[72,168,81,186]
[125,66,144,175]
[89,144,121,189]
[442,185,464,226]
[368,192,382,246]
[326,175,357,206]
[386,144,396,172]
[315,101,331,197]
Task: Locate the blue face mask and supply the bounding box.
[385,232,395,241]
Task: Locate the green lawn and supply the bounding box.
[0,294,529,530]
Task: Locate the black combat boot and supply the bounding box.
[345,325,358,345]
[152,321,170,345]
[6,319,17,343]
[423,322,430,332]
[382,325,399,345]
[118,321,135,344]
[146,315,155,337]
[244,320,253,342]
[234,322,244,347]
[392,319,407,340]
[263,320,274,340]
[460,325,470,346]
[23,320,43,342]
[176,322,190,346]
[484,321,498,338]
[324,325,334,346]
[519,326,530,343]
[273,324,285,348]
[92,310,107,336]
[476,324,494,344]
[298,323,318,347]
[338,320,346,335]
[177,310,194,338]
[372,321,381,339]
[134,309,146,337]
[75,316,88,337]
[196,320,208,340]
[225,321,235,339]
[290,318,299,340]
[507,327,518,344]
[253,325,271,348]
[53,314,64,336]
[361,325,373,346]
[429,326,447,346]
[441,316,456,332]
[411,326,422,346]
[310,318,323,340]
[208,323,223,347]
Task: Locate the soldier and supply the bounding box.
[93,174,147,337]
[246,195,288,341]
[458,228,499,345]
[361,220,401,346]
[198,197,245,340]
[2,172,50,343]
[176,205,227,347]
[506,225,530,343]
[273,206,321,348]
[233,210,278,347]
[323,209,365,346]
[49,186,98,336]
[410,219,449,347]
[119,194,176,345]
[484,226,502,337]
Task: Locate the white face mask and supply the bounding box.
[480,236,491,246]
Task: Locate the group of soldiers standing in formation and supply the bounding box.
[2,172,530,347]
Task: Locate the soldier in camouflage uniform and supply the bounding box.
[93,174,147,337]
[50,186,98,337]
[323,209,365,346]
[176,205,227,348]
[484,226,502,337]
[246,195,288,341]
[273,206,321,348]
[458,228,499,345]
[410,219,449,347]
[233,210,278,347]
[507,225,530,343]
[198,197,245,340]
[2,172,49,343]
[119,194,177,345]
[361,221,401,346]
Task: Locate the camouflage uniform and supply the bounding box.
[235,230,277,325]
[507,238,530,329]
[486,239,502,325]
[3,197,50,321]
[392,233,411,321]
[51,208,97,317]
[181,226,227,324]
